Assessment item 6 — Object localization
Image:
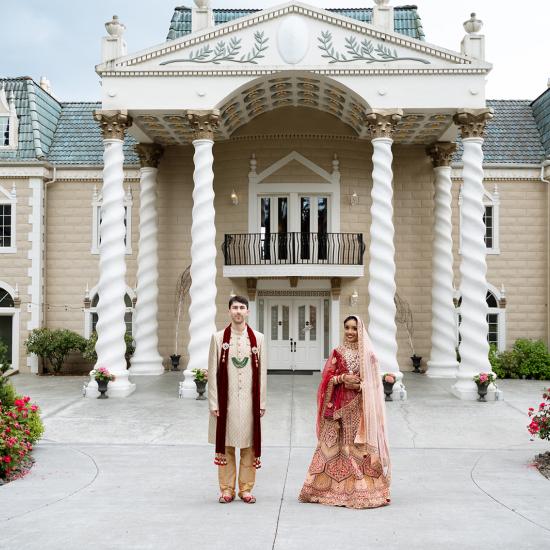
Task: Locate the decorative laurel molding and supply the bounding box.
[187,110,220,140]
[135,143,164,168]
[453,109,494,139]
[94,110,133,140]
[318,31,430,65]
[427,142,457,167]
[365,109,403,139]
[160,31,269,65]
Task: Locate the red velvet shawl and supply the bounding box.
[215,324,261,460]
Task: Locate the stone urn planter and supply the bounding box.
[382,381,395,401]
[97,379,109,399]
[476,381,490,402]
[195,379,207,400]
[411,355,422,373]
[170,354,181,372]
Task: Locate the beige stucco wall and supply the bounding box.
[0,177,32,373]
[8,108,549,374]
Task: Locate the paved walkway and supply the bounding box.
[2,372,549,550]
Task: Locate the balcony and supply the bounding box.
[222,232,365,278]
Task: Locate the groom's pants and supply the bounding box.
[218,446,256,496]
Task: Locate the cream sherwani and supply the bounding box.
[208,326,267,448]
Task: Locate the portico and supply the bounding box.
[88,1,498,400]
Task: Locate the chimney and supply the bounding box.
[460,13,485,60]
[372,0,394,33]
[192,0,214,33]
[102,15,127,62]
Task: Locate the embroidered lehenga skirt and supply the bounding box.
[299,391,391,509]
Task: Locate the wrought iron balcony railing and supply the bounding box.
[223,232,365,266]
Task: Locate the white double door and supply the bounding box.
[265,298,323,370]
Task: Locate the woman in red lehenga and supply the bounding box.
[299,315,391,509]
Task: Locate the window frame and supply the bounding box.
[84,286,135,338]
[91,186,133,255]
[0,183,17,254]
[458,184,500,255]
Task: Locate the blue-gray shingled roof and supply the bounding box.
[167,5,425,41]
[48,102,138,165]
[532,88,550,158]
[0,77,62,161]
[455,100,547,165]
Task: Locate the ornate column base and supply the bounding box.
[451,374,498,401]
[391,371,407,400]
[178,376,197,399]
[129,356,164,376]
[426,361,459,379]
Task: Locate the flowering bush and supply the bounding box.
[90,367,115,382]
[192,368,208,382]
[473,372,496,385]
[0,392,44,482]
[382,373,395,384]
[527,387,550,441]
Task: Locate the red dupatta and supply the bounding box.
[214,324,262,468]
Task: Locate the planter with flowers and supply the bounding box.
[527,387,550,479]
[473,372,496,402]
[192,368,208,400]
[382,373,396,401]
[90,367,116,399]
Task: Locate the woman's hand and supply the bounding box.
[343,374,361,390]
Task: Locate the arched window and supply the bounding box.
[0,84,18,151]
[84,287,135,338]
[455,285,506,351]
[0,281,19,371]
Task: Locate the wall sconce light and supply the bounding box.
[350,289,359,308]
[350,191,359,206]
[230,189,239,205]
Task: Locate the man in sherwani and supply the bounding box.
[208,295,267,504]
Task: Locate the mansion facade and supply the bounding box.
[1,1,549,400]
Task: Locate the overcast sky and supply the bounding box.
[5,0,550,102]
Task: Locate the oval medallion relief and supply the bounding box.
[277,16,310,65]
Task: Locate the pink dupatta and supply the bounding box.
[316,316,391,479]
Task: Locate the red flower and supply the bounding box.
[30,405,38,412]
[23,396,30,403]
[3,456,11,463]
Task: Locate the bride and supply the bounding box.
[299,315,391,509]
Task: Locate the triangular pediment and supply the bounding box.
[257,152,335,184]
[98,2,487,74]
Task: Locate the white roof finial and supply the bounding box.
[464,13,483,34]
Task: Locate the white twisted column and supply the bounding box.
[130,144,164,376]
[86,110,135,398]
[365,109,406,399]
[180,111,219,398]
[452,109,496,400]
[426,143,459,378]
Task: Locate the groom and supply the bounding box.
[208,295,267,504]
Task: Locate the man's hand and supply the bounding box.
[210,410,219,417]
[260,409,266,417]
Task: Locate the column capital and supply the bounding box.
[135,143,164,168]
[187,110,220,141]
[365,109,403,140]
[453,108,493,139]
[426,142,457,167]
[94,110,132,140]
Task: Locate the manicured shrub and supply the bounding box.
[83,331,135,367]
[25,328,87,374]
[0,383,16,407]
[490,339,550,380]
